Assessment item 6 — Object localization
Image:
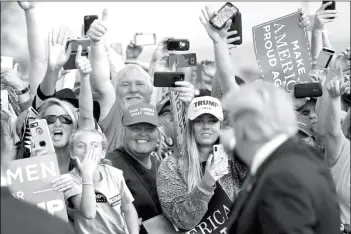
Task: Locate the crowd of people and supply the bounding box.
[1,1,350,234]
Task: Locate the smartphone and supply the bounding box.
[210,2,238,30]
[1,90,9,111]
[154,72,185,87]
[315,47,335,70]
[322,1,336,10]
[294,83,323,99]
[213,144,229,174]
[134,33,157,46]
[167,39,190,51]
[29,119,55,155]
[63,38,90,70]
[84,15,98,35]
[168,53,197,68]
[1,56,13,69]
[228,10,242,45]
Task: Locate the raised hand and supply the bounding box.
[73,146,99,180]
[203,154,228,187]
[47,27,71,71]
[331,47,351,73]
[87,9,108,43]
[313,1,338,31]
[1,64,27,90]
[325,73,350,98]
[199,5,234,43]
[227,30,240,53]
[298,7,311,30]
[170,81,195,106]
[17,1,36,11]
[75,45,92,77]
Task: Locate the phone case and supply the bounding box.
[294,83,323,99]
[134,33,157,46]
[213,144,229,173]
[315,48,335,70]
[210,2,238,30]
[167,39,190,51]
[29,119,55,154]
[228,11,242,45]
[154,72,185,87]
[84,15,98,35]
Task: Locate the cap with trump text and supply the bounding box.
[122,103,159,127]
[187,96,223,121]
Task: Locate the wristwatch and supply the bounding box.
[15,86,30,95]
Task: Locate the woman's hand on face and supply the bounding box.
[203,154,229,186]
[199,5,233,44]
[87,9,108,44]
[171,81,195,106]
[52,174,74,192]
[75,45,92,78]
[73,146,99,180]
[47,27,71,71]
[313,1,338,31]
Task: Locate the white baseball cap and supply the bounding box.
[187,96,223,121]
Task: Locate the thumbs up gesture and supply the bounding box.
[87,9,108,43]
[75,45,92,77]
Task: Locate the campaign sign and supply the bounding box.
[170,90,186,156]
[6,154,68,222]
[253,12,312,92]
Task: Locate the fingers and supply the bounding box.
[223,19,232,31]
[205,5,215,20]
[201,7,210,22]
[101,8,108,22]
[13,63,18,72]
[207,154,214,168]
[76,45,82,61]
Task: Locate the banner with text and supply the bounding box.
[6,154,68,222]
[253,12,312,92]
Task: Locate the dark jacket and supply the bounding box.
[106,148,162,221]
[228,138,341,234]
[1,186,75,234]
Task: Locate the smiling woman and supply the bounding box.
[106,103,163,234]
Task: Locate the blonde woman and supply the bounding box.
[156,96,247,230]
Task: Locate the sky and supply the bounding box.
[1,2,350,75]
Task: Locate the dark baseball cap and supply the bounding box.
[122,103,159,127]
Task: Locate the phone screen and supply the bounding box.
[211,4,237,29]
[316,51,334,69]
[84,15,98,35]
[135,34,156,46]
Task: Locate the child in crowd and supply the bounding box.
[64,129,139,234]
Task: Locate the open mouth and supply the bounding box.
[52,130,63,141]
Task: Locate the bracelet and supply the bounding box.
[36,84,55,100]
[15,86,30,95]
[82,183,94,186]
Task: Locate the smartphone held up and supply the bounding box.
[63,38,90,70]
[154,72,185,87]
[210,2,238,30]
[167,39,190,51]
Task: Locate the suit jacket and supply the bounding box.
[227,138,341,234]
[1,186,75,234]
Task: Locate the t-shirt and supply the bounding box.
[99,100,124,153]
[107,148,162,222]
[330,137,350,224]
[64,165,134,234]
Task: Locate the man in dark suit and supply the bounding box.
[0,123,75,234]
[221,82,341,234]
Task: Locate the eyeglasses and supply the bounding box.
[43,115,73,125]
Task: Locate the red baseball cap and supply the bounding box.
[122,103,159,127]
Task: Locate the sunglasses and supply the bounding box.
[43,115,73,125]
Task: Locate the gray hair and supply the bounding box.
[112,64,153,94]
[222,82,297,142]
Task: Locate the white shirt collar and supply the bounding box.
[250,134,289,175]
